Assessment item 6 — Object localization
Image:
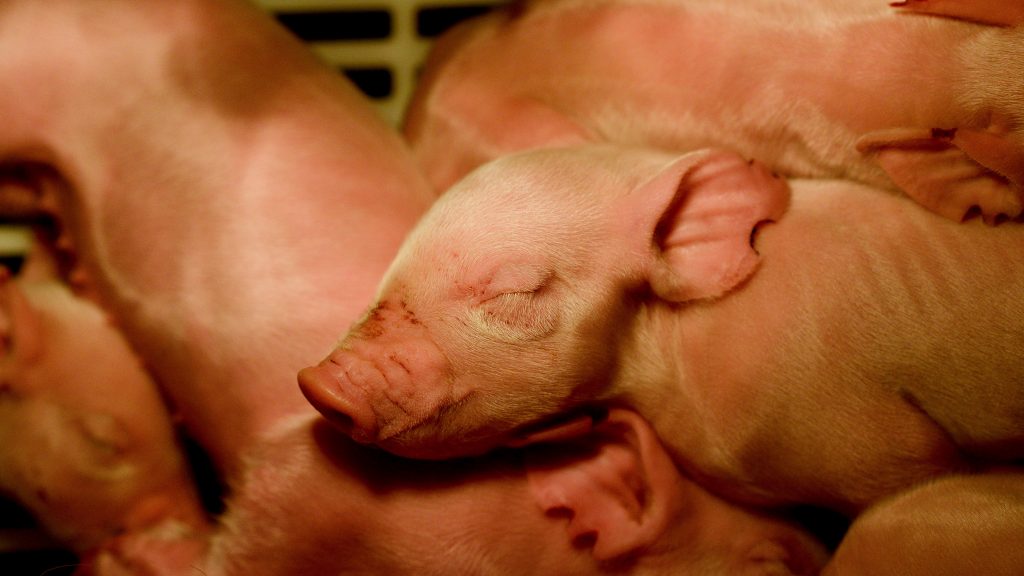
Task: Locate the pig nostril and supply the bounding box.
[323,408,355,435]
[317,403,377,444]
[961,205,982,222]
[316,404,377,444]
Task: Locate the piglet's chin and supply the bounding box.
[298,362,379,444]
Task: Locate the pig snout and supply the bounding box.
[298,352,385,444]
[299,301,453,451]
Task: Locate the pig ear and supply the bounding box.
[857,128,1024,224]
[524,409,684,562]
[891,0,1024,26]
[640,150,789,302]
[0,269,45,364]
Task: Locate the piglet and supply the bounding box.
[824,471,1024,575]
[302,144,1024,513]
[1,0,435,571]
[0,0,434,484]
[0,267,208,556]
[405,0,1024,223]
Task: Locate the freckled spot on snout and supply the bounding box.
[387,352,410,374]
[398,299,421,325]
[356,297,427,340]
[359,305,387,339]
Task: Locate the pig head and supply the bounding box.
[300,145,789,459]
[0,269,208,554]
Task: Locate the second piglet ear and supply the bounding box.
[638,150,790,303]
[524,409,683,562]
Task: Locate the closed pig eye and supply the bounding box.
[474,285,558,341]
[484,289,535,322]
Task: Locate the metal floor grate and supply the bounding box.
[257,0,505,126]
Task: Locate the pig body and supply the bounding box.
[302,144,1024,514]
[824,471,1024,575]
[0,0,434,482]
[0,269,208,555]
[97,410,832,576]
[405,0,1024,222]
[0,0,434,570]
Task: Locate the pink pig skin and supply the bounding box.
[302,144,1024,515]
[0,0,434,483]
[0,271,208,555]
[823,471,1024,576]
[405,0,1024,222]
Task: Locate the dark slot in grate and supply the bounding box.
[343,67,394,99]
[0,255,24,275]
[416,5,494,37]
[0,497,36,529]
[0,550,78,575]
[275,9,392,42]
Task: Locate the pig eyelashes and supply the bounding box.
[483,290,536,323]
[473,285,560,341]
[476,263,554,301]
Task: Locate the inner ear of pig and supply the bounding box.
[640,151,790,303]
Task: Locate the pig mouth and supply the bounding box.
[506,407,609,449]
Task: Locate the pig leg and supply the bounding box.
[822,472,1024,575]
[892,0,1024,26]
[857,127,1024,223]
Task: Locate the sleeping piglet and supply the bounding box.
[0,0,434,485]
[301,144,1024,513]
[405,0,1024,222]
[0,268,208,555]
